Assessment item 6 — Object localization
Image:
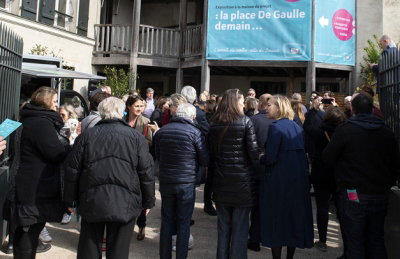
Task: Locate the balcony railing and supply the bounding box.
[93,24,203,58]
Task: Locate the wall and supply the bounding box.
[112,1,196,27]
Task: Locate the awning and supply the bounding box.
[22,63,106,80]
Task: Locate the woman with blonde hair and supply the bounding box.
[290,99,305,127]
[259,95,313,259]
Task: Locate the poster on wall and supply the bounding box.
[206,0,312,61]
[314,0,355,65]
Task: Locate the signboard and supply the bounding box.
[206,0,312,61]
[314,0,355,65]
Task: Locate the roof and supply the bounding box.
[22,63,106,80]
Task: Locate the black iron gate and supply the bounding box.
[0,21,23,246]
[378,46,400,149]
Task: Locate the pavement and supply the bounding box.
[0,179,344,259]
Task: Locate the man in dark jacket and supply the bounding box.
[322,94,400,259]
[64,97,155,259]
[155,103,209,259]
[248,93,273,251]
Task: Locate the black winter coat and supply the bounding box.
[4,103,69,226]
[150,108,164,128]
[155,116,209,184]
[303,108,338,188]
[322,114,400,195]
[64,119,155,223]
[209,116,259,207]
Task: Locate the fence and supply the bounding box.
[0,22,23,163]
[93,24,203,58]
[378,46,400,148]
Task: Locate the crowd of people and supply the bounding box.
[1,83,399,259]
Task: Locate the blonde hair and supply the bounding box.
[30,86,57,109]
[59,104,78,119]
[170,93,187,107]
[199,93,207,102]
[268,95,294,120]
[290,99,305,124]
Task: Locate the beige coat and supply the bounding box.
[123,115,152,147]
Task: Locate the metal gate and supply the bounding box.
[378,45,400,148]
[0,22,23,247]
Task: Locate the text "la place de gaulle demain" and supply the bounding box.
[215,9,306,31]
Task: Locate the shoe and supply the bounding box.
[204,203,217,216]
[137,227,145,241]
[6,242,13,254]
[190,219,195,226]
[36,240,51,253]
[39,227,52,242]
[172,234,194,251]
[247,239,260,252]
[314,241,327,252]
[61,213,72,224]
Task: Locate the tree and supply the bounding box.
[359,35,382,86]
[29,44,74,90]
[100,66,137,98]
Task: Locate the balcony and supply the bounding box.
[92,24,204,67]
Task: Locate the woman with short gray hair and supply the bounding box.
[64,96,155,259]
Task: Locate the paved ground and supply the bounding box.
[0,179,344,259]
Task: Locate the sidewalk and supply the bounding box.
[0,179,344,259]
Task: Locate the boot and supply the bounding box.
[204,202,217,216]
[13,247,34,259]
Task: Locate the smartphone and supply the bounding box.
[322,98,333,104]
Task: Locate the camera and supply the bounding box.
[321,98,333,104]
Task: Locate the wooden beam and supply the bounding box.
[179,0,188,60]
[264,67,277,75]
[207,60,308,68]
[92,56,130,65]
[281,67,290,75]
[289,68,294,97]
[137,57,179,68]
[248,67,264,75]
[314,62,354,71]
[232,66,249,75]
[181,58,203,68]
[130,0,141,89]
[299,67,306,76]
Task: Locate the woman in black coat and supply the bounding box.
[4,87,69,258]
[208,89,259,259]
[150,96,170,127]
[303,100,347,255]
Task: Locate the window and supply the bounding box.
[251,82,287,97]
[0,0,10,10]
[55,0,74,29]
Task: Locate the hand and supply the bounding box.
[0,136,6,155]
[312,98,323,110]
[143,208,150,216]
[68,207,75,213]
[331,98,338,107]
[369,63,377,69]
[258,152,265,160]
[148,121,159,133]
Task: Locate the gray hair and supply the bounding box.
[98,97,126,120]
[381,35,393,41]
[176,103,196,119]
[146,88,154,93]
[292,93,302,101]
[170,93,187,107]
[181,86,197,104]
[344,96,352,102]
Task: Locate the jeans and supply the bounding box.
[159,182,196,259]
[339,191,389,259]
[314,183,339,243]
[216,204,251,259]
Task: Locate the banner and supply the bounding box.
[314,0,355,65]
[206,0,312,61]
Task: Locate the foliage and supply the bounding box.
[29,44,74,90]
[100,66,137,98]
[359,35,382,86]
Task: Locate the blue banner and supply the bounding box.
[314,0,355,65]
[206,0,312,61]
